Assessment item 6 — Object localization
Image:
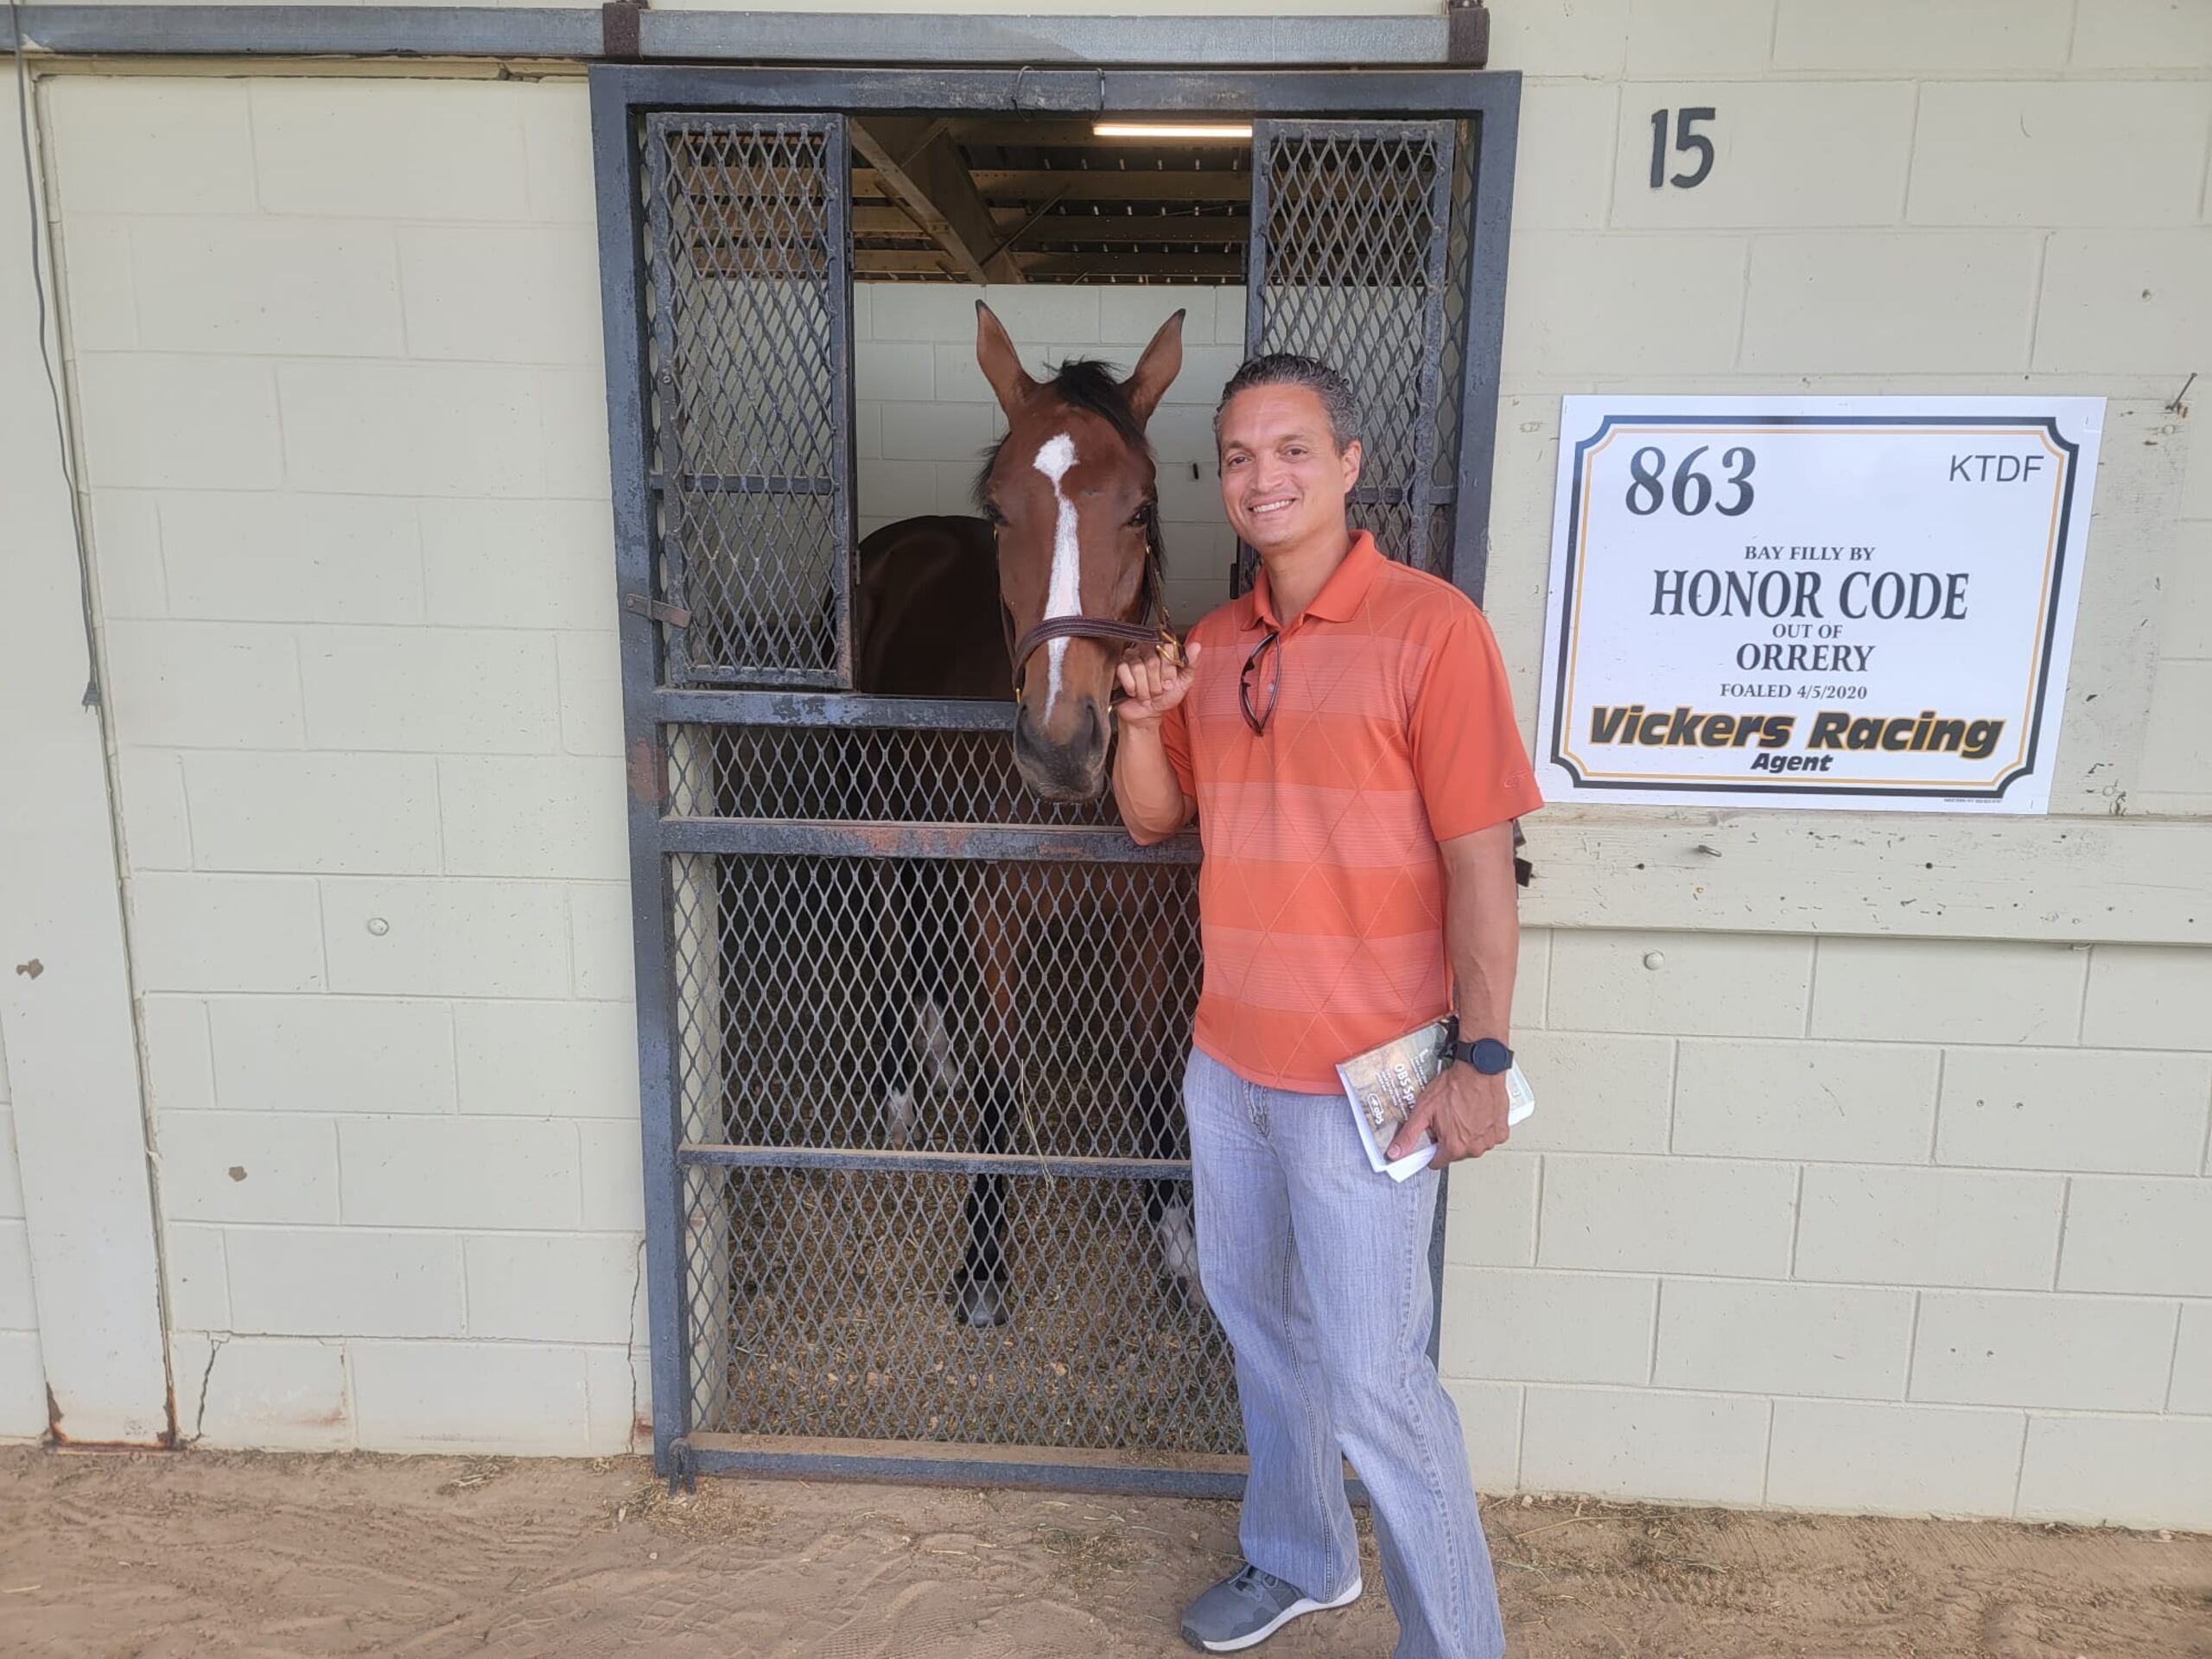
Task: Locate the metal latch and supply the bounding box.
[624,593,692,629]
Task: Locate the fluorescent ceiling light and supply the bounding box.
[1092,122,1254,141]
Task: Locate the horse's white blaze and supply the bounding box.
[1032,433,1082,721]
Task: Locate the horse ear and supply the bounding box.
[1122,308,1186,427]
[975,301,1038,414]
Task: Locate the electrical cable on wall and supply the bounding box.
[10,0,104,709]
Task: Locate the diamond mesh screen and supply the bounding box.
[1249,121,1459,575]
[686,1165,1238,1451]
[645,115,852,685]
[667,723,1119,827]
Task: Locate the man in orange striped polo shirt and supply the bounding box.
[1115,355,1539,1658]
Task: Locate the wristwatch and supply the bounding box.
[1442,1014,1513,1075]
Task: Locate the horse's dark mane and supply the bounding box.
[970,358,1155,510]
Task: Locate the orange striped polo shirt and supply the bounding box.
[1159,531,1541,1093]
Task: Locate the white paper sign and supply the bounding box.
[1535,397,2102,813]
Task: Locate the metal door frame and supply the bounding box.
[591,64,1522,1493]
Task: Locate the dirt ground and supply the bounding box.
[1,1446,2206,1658]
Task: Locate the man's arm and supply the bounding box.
[1386,820,1520,1167]
[1112,643,1201,845]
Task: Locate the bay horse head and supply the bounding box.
[973,301,1185,802]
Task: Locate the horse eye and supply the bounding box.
[1127,502,1156,529]
[982,503,1007,526]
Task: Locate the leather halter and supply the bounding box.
[1004,532,1177,701]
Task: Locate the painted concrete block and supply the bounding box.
[1503,1033,1672,1153]
[453,1000,640,1121]
[1443,1148,1541,1268]
[1521,1385,1769,1505]
[1626,0,1774,76]
[158,1112,340,1225]
[1502,234,1746,378]
[113,748,194,872]
[1673,1039,1938,1163]
[1773,0,2073,71]
[397,223,602,365]
[1440,1267,1657,1385]
[321,877,572,999]
[1741,233,2039,373]
[48,78,257,215]
[1765,1400,2025,1517]
[521,84,596,223]
[0,1331,46,1438]
[0,1222,39,1331]
[2059,1176,2212,1295]
[2082,944,2212,1052]
[2017,1414,2212,1529]
[278,361,550,499]
[349,1338,591,1454]
[1540,1154,1797,1277]
[226,1227,466,1339]
[161,1224,230,1332]
[420,499,619,632]
[207,996,456,1116]
[1796,1166,2064,1291]
[556,632,624,759]
[1441,1379,1522,1493]
[251,79,533,222]
[2036,229,2212,375]
[436,755,628,880]
[579,1119,646,1233]
[169,1332,352,1452]
[1656,1279,1914,1399]
[128,874,325,995]
[72,357,281,491]
[102,621,303,752]
[569,885,638,1002]
[138,995,214,1114]
[464,1232,639,1343]
[1611,83,1916,230]
[1910,81,2212,226]
[2171,1302,2212,1414]
[299,627,559,754]
[1912,1290,2179,1412]
[2070,0,2212,67]
[183,752,442,876]
[134,218,405,357]
[1549,930,1811,1039]
[338,1117,582,1230]
[1811,938,2086,1046]
[1937,1047,2210,1173]
[158,492,424,626]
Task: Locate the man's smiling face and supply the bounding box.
[1216,382,1363,556]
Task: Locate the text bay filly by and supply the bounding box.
[855,302,1198,1329]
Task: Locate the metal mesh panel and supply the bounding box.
[1247,120,1459,575]
[667,722,1120,825]
[688,1164,1236,1451]
[670,853,1199,1157]
[645,115,853,685]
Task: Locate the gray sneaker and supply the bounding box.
[1179,1561,1362,1652]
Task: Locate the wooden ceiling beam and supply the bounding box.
[849,117,1023,285]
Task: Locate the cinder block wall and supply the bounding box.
[6,0,2207,1526]
[0,1031,41,1438]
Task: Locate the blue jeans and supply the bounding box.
[1185,1047,1506,1659]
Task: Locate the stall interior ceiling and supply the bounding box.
[848,118,1253,283]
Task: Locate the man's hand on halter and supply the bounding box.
[1116,639,1203,730]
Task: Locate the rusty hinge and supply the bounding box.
[1446,0,1490,67]
[624,592,691,629]
[601,0,646,61]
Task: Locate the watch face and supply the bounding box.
[1471,1039,1514,1075]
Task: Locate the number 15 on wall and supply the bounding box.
[1650,107,1717,189]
